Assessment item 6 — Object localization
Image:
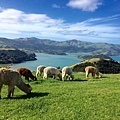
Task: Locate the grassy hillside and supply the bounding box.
[71,57,120,74]
[0,72,120,120]
[0,37,120,55]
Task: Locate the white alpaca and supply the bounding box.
[0,68,32,98]
[62,66,74,81]
[43,66,62,80]
[36,65,46,77]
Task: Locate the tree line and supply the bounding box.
[0,50,37,64]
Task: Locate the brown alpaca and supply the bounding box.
[85,66,102,79]
[17,68,37,81]
[0,68,32,98]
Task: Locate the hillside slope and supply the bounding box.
[71,57,120,74]
[0,37,120,55]
[0,50,36,64]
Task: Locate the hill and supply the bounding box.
[0,37,120,55]
[71,57,120,74]
[0,50,37,64]
[78,54,112,60]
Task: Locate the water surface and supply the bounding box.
[10,53,120,71]
[11,53,81,71]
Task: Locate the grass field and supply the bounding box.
[0,72,120,120]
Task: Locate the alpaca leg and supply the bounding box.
[62,74,65,81]
[65,75,69,80]
[92,72,95,78]
[65,74,69,80]
[37,71,41,76]
[58,74,62,80]
[86,71,89,79]
[43,75,45,79]
[70,74,74,80]
[36,71,39,77]
[8,85,14,98]
[72,74,74,80]
[53,74,57,79]
[39,71,42,76]
[53,75,55,79]
[0,84,3,99]
[69,75,73,80]
[69,76,72,80]
[11,87,15,96]
[43,73,48,79]
[25,76,29,81]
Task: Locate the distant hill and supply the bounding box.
[78,54,113,60]
[0,50,36,64]
[0,37,120,56]
[71,57,120,74]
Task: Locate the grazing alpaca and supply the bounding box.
[36,65,46,77]
[85,66,102,79]
[43,66,62,80]
[17,68,37,81]
[62,66,74,81]
[0,68,32,98]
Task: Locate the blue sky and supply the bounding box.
[0,0,120,44]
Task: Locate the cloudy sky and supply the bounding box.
[0,0,120,44]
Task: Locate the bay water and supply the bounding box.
[11,53,120,71]
[11,53,81,71]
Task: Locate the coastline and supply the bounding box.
[1,53,120,71]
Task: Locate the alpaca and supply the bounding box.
[43,66,62,80]
[17,68,37,81]
[85,66,102,79]
[62,66,74,81]
[36,65,46,77]
[0,68,32,98]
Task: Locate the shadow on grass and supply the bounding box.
[73,79,87,82]
[64,79,87,82]
[3,92,49,100]
[32,80,45,84]
[101,76,109,78]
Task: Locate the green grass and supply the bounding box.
[0,72,120,120]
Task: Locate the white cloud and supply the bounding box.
[52,4,60,8]
[0,8,120,44]
[0,8,63,24]
[67,0,102,12]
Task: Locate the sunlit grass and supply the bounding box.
[0,72,120,120]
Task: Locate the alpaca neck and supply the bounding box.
[16,81,29,93]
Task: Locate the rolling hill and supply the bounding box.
[0,37,120,56]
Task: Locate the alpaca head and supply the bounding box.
[98,73,102,78]
[96,72,102,78]
[34,76,37,81]
[58,73,62,80]
[26,84,32,94]
[71,74,74,80]
[32,76,37,81]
